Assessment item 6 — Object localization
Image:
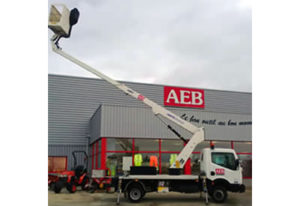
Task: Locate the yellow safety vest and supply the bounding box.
[170,154,178,166]
[134,154,143,166]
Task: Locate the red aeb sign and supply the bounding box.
[164,86,205,108]
[215,168,225,175]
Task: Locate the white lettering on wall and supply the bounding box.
[166,89,179,103]
[180,90,191,104]
[191,91,203,105]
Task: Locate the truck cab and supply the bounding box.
[200,147,245,202]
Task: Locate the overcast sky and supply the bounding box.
[48,0,251,92]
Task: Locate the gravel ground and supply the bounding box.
[48,188,252,206]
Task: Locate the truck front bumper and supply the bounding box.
[230,184,246,193]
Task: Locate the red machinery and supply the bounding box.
[88,168,116,193]
[48,151,89,193]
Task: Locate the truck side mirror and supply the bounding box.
[235,159,239,169]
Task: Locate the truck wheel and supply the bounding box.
[211,186,227,203]
[127,185,143,203]
[54,180,64,193]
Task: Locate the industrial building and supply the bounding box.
[48,74,252,179]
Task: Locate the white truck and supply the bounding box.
[118,147,245,204]
[48,4,246,204]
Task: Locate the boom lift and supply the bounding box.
[48,4,245,204]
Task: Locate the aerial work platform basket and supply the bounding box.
[48,4,70,36]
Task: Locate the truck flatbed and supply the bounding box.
[119,174,199,180]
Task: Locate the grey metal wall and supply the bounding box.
[89,105,102,142]
[98,104,251,141]
[48,145,87,170]
[49,74,251,147]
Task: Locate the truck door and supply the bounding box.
[208,152,242,184]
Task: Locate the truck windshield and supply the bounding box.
[211,152,236,170]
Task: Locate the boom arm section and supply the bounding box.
[50,40,204,169]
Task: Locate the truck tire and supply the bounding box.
[127,185,143,203]
[54,180,64,193]
[211,186,227,203]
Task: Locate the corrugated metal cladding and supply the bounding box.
[48,145,87,170]
[98,104,251,141]
[49,74,251,146]
[89,105,101,143]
